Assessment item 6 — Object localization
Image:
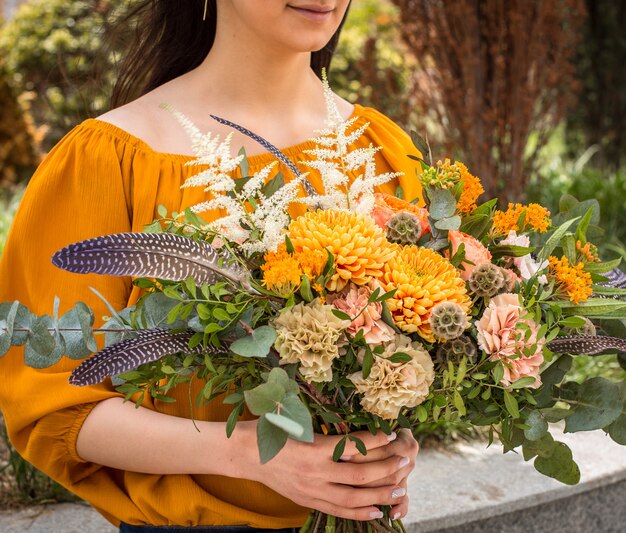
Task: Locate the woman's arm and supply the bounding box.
[77,397,418,521]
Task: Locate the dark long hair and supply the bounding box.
[111,0,350,108]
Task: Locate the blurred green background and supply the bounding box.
[0,0,625,508]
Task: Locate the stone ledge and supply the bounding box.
[0,430,623,532]
[404,429,626,532]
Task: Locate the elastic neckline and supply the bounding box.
[82,104,369,165]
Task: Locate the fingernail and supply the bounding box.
[369,511,384,519]
[399,456,410,468]
[387,431,397,442]
[393,512,401,520]
[391,487,406,498]
[339,455,352,461]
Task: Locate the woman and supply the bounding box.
[0,1,422,531]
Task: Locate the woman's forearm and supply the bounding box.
[76,397,254,477]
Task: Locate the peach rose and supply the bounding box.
[371,193,431,234]
[448,230,492,280]
[476,293,544,388]
[326,282,395,345]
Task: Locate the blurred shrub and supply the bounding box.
[0,59,41,190]
[332,0,415,128]
[0,0,125,151]
[565,0,626,170]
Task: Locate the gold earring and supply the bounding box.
[203,0,208,21]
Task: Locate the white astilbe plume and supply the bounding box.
[163,105,303,254]
[299,71,401,212]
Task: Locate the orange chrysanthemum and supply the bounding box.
[380,245,470,342]
[456,162,484,215]
[287,210,395,291]
[548,256,593,304]
[493,203,551,235]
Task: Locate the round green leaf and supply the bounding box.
[534,441,581,485]
[244,382,285,416]
[524,411,549,441]
[564,377,622,432]
[265,412,304,438]
[230,326,276,358]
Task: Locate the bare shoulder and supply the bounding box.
[334,94,356,120]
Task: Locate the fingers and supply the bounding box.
[342,429,419,464]
[334,430,397,458]
[390,478,409,521]
[308,481,408,521]
[326,454,410,487]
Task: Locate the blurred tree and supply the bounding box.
[392,0,586,201]
[565,0,626,170]
[0,56,41,191]
[0,0,125,151]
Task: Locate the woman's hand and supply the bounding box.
[232,422,419,521]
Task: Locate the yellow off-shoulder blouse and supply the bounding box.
[0,104,423,528]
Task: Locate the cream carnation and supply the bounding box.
[274,299,349,383]
[476,293,544,388]
[349,335,434,420]
[326,282,395,345]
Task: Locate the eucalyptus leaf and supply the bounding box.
[429,189,457,220]
[267,367,299,394]
[257,414,289,464]
[265,412,304,438]
[564,377,622,432]
[230,326,276,358]
[524,410,549,441]
[142,293,187,329]
[280,394,314,443]
[244,382,285,416]
[434,215,461,231]
[534,441,580,485]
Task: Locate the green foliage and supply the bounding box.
[0,0,126,149]
[0,187,23,254]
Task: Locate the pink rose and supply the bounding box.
[448,230,492,280]
[327,282,395,345]
[476,293,544,388]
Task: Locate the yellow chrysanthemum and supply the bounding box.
[548,256,593,304]
[456,162,484,215]
[493,203,551,235]
[380,245,470,342]
[287,210,395,291]
[261,246,302,297]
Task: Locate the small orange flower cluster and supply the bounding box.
[493,203,551,235]
[456,162,484,215]
[262,244,326,297]
[548,256,593,304]
[576,240,599,263]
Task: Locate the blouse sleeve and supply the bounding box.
[0,125,133,488]
[361,107,425,206]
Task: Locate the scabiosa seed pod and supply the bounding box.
[436,335,478,365]
[563,316,597,337]
[469,262,506,297]
[386,211,423,245]
[428,301,469,340]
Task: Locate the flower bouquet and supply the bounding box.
[2,77,626,532]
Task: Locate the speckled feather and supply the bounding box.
[209,114,317,197]
[547,335,626,355]
[51,232,250,287]
[69,328,225,386]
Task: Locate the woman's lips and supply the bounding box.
[287,5,334,22]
